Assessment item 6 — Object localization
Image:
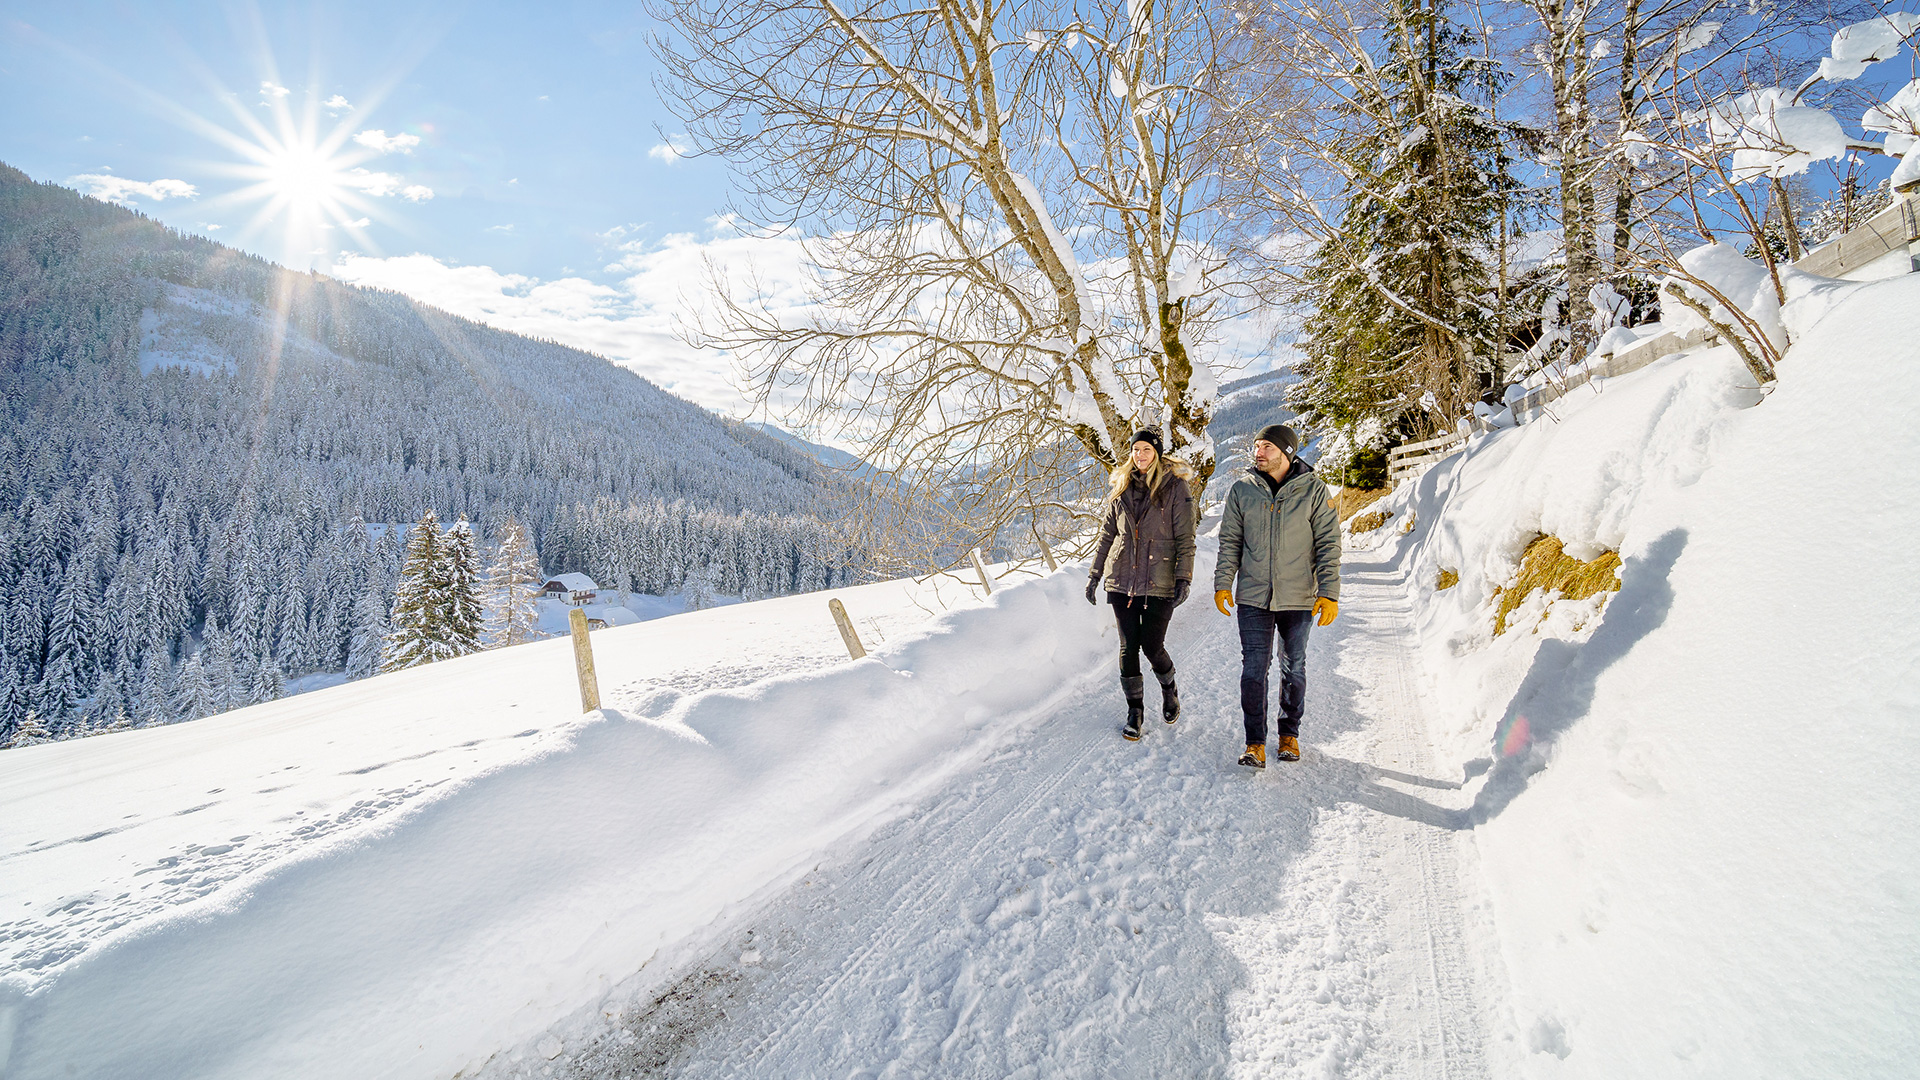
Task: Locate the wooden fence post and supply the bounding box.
[970,548,994,594]
[568,607,601,712]
[828,598,866,660]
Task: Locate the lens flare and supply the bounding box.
[1499,714,1532,758]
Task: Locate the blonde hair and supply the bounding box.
[1105,445,1192,504]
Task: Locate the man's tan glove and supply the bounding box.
[1215,589,1234,616]
[1313,597,1339,626]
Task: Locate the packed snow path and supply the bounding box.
[484,539,1495,1079]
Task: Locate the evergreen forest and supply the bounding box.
[0,164,864,744]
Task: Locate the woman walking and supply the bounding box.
[1086,429,1197,741]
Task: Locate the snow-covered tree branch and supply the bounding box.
[650,0,1237,565]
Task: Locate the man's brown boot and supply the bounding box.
[1238,743,1266,769]
[1276,736,1300,762]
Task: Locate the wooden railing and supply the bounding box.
[1389,323,1715,487]
[1507,325,1715,425]
[1387,430,1467,486]
[1795,196,1919,280]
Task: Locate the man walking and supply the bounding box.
[1213,424,1341,768]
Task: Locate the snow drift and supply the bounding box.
[1364,271,1920,1075]
[0,573,1108,1080]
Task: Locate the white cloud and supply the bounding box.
[329,171,432,202]
[352,129,421,154]
[648,136,693,164]
[70,173,198,203]
[487,224,515,233]
[341,168,404,197]
[329,218,814,414]
[259,81,290,99]
[202,223,222,231]
[324,94,353,115]
[346,217,370,228]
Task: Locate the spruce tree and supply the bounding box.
[245,655,285,705]
[383,510,451,672]
[40,559,98,721]
[6,709,52,749]
[135,644,175,726]
[1291,0,1512,469]
[204,613,241,712]
[346,583,390,680]
[485,517,544,648]
[442,516,486,658]
[173,654,220,721]
[0,645,25,737]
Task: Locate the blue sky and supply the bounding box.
[2,0,732,275]
[7,3,1915,415]
[1,0,792,411]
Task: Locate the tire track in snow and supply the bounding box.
[725,692,1113,1070]
[1320,551,1491,1078]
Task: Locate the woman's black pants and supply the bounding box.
[1108,593,1175,680]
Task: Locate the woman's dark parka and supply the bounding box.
[1091,471,1196,599]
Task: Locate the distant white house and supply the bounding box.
[539,573,599,606]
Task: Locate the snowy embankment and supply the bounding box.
[0,572,1106,1079]
[1364,272,1920,1075]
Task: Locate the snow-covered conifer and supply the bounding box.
[6,709,51,749]
[39,559,99,721]
[203,613,241,712]
[1289,0,1512,473]
[346,583,390,681]
[442,516,485,658]
[485,517,543,648]
[684,563,718,611]
[135,645,176,726]
[383,510,452,672]
[245,656,285,705]
[172,654,221,722]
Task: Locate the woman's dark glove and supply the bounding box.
[1086,575,1101,605]
[1172,579,1191,606]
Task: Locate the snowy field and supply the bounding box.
[4,275,1917,1079]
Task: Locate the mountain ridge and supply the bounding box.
[0,163,864,741]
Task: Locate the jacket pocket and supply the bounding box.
[1146,539,1174,589]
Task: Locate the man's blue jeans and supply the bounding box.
[1237,604,1313,745]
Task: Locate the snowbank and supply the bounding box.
[0,571,1107,1080]
[1361,273,1920,1074]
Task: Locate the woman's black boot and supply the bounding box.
[1121,676,1146,741]
[1157,668,1180,725]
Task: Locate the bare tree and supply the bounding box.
[1618,8,1913,386]
[650,0,1236,569]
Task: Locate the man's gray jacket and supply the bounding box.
[1213,459,1342,610]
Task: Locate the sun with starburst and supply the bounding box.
[191,75,434,266]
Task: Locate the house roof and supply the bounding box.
[543,573,599,592]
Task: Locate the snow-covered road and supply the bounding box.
[479,538,1496,1079]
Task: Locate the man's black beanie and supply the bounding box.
[1255,423,1299,455]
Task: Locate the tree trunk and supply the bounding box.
[1612,0,1641,271]
[1547,0,1597,360]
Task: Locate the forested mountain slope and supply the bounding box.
[0,164,861,742]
